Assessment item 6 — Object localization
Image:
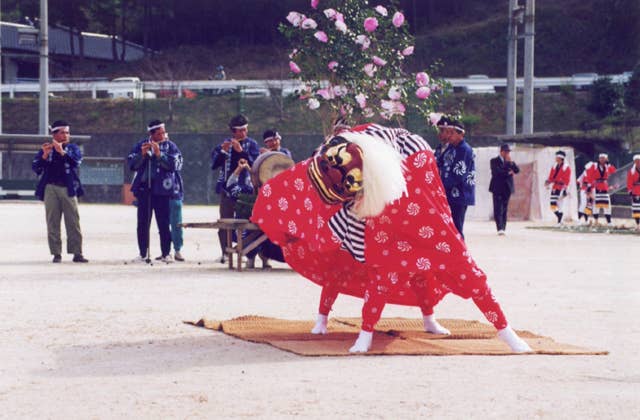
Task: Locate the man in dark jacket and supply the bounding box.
[489,144,520,235]
[127,120,183,263]
[32,120,88,263]
[210,114,260,262]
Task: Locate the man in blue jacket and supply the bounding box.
[437,116,476,239]
[32,120,88,263]
[210,114,260,263]
[128,120,183,263]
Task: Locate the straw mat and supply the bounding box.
[187,316,607,356]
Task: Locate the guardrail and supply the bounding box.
[0,73,632,99]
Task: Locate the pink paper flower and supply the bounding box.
[308,98,320,109]
[380,100,406,118]
[377,80,388,89]
[289,61,301,74]
[323,8,337,19]
[364,17,378,32]
[301,18,318,29]
[392,11,405,27]
[286,12,305,27]
[335,20,347,33]
[316,88,334,100]
[328,61,339,72]
[372,56,387,66]
[355,35,371,50]
[311,0,319,9]
[355,93,367,108]
[416,86,431,100]
[314,31,328,42]
[375,5,388,16]
[333,85,348,97]
[402,46,414,56]
[288,49,298,59]
[335,12,344,23]
[415,72,430,87]
[388,86,402,100]
[429,112,443,126]
[363,107,375,118]
[363,63,377,77]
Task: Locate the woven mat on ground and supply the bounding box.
[186,316,608,356]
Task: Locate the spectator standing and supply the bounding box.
[32,120,88,263]
[544,151,572,226]
[584,153,616,226]
[170,143,185,262]
[211,115,260,263]
[127,120,183,263]
[437,116,476,239]
[627,155,640,229]
[489,144,520,235]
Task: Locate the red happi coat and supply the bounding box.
[546,162,571,191]
[585,163,616,192]
[628,165,640,196]
[251,126,491,307]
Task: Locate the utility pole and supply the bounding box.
[0,0,3,134]
[522,0,535,134]
[39,0,49,135]
[505,0,519,135]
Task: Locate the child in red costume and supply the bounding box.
[252,124,531,353]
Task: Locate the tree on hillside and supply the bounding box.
[624,64,640,115]
[587,77,624,119]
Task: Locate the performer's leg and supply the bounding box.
[311,281,340,334]
[152,195,172,258]
[492,193,501,231]
[136,191,152,258]
[471,284,531,352]
[411,275,450,334]
[217,195,235,260]
[44,185,63,257]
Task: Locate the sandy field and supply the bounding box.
[0,201,638,419]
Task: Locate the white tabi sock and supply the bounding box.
[349,330,373,353]
[311,314,328,335]
[497,325,532,353]
[423,315,451,335]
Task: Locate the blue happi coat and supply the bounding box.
[32,143,84,200]
[127,138,183,198]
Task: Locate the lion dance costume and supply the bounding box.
[251,124,531,353]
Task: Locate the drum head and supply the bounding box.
[251,152,295,187]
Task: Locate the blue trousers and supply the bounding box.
[449,202,468,239]
[170,199,183,252]
[136,192,171,258]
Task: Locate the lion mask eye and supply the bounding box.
[343,167,363,193]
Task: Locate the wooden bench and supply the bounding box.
[180,218,267,271]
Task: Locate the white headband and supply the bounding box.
[264,134,281,143]
[232,124,248,130]
[599,153,608,159]
[147,123,165,132]
[633,154,640,161]
[50,125,69,133]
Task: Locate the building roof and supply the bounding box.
[1,21,147,62]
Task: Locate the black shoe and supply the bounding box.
[73,254,89,263]
[52,254,62,263]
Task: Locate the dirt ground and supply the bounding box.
[0,201,638,419]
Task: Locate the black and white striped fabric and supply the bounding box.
[328,125,431,263]
[594,190,611,215]
[632,196,640,219]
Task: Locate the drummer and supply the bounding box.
[260,129,293,159]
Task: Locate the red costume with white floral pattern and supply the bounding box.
[251,124,508,333]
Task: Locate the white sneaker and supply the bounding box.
[174,251,185,262]
[158,254,173,263]
[497,230,506,236]
[130,255,148,264]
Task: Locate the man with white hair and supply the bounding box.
[627,154,640,229]
[252,123,532,354]
[585,153,617,226]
